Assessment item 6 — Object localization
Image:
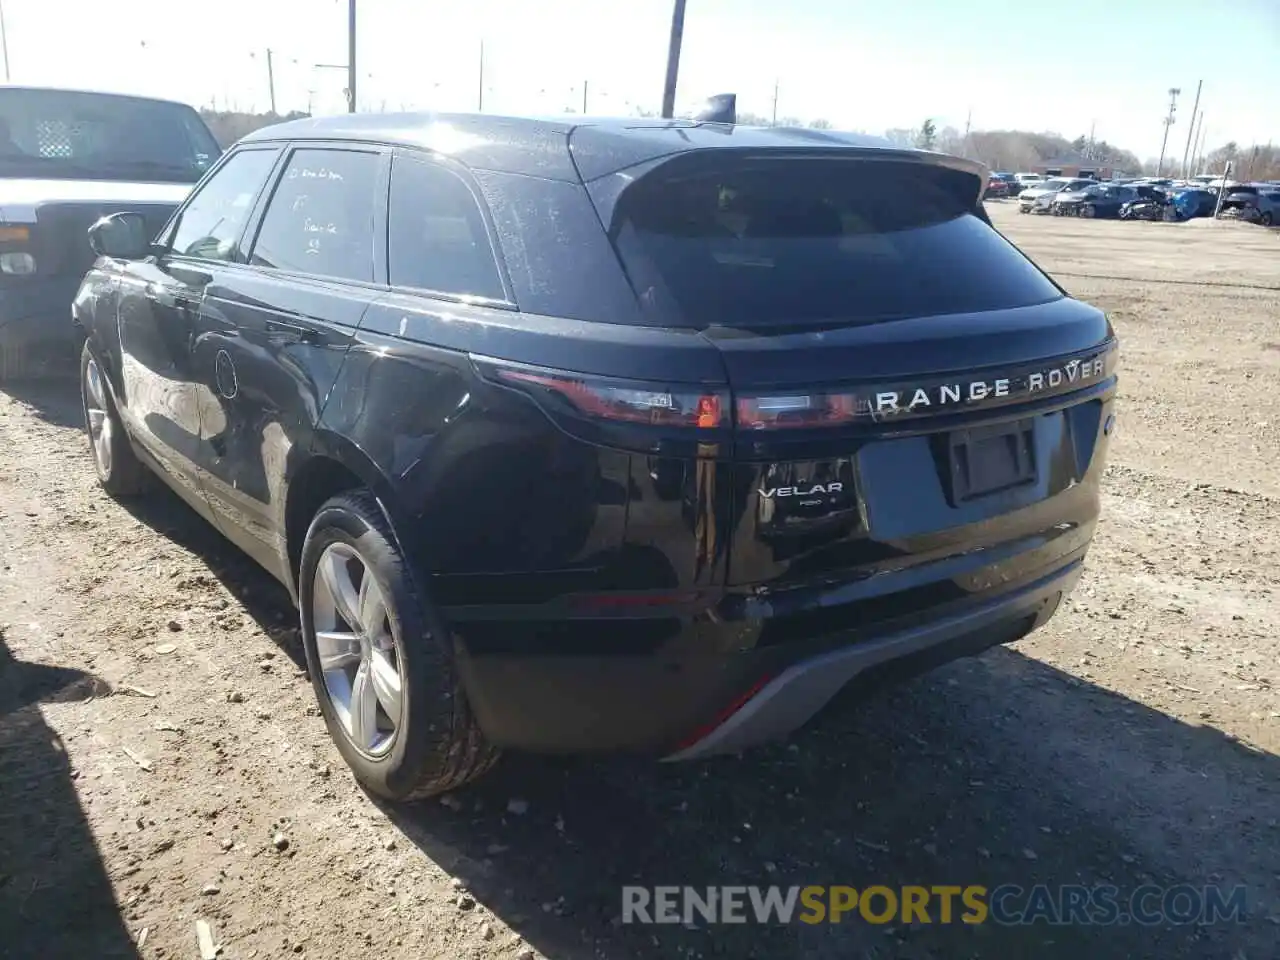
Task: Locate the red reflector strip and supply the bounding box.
[673,675,773,752]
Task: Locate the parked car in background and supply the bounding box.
[0,86,220,379]
[1052,183,1134,218]
[72,113,1116,800]
[1015,173,1045,189]
[985,175,1010,198]
[1019,177,1094,214]
[992,172,1019,195]
[1217,184,1278,225]
[1119,185,1174,221]
[1171,187,1218,218]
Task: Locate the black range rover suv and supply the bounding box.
[74,113,1117,800]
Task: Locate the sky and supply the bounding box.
[3,0,1277,160]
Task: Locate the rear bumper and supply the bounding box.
[454,556,1083,756]
[665,560,1079,760]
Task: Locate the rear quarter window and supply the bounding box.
[610,158,1064,329]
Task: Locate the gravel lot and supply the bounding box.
[2,204,1278,960]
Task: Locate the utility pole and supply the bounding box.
[266,49,277,114]
[1212,161,1232,218]
[1156,87,1180,177]
[477,40,485,111]
[0,0,9,82]
[963,108,972,155]
[771,79,779,126]
[660,0,687,118]
[1180,79,1202,177]
[347,0,357,112]
[1187,109,1203,174]
[583,79,588,115]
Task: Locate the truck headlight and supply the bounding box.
[0,252,37,275]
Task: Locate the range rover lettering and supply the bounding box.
[72,113,1118,800]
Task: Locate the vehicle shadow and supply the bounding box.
[0,628,139,958]
[0,371,84,429]
[385,646,1276,960]
[111,486,305,669]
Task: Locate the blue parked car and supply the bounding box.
[1171,188,1216,219]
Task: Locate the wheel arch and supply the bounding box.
[283,430,416,602]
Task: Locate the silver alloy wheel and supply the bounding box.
[83,356,112,476]
[312,543,404,756]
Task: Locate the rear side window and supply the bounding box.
[387,155,504,301]
[249,148,381,282]
[611,159,1063,329]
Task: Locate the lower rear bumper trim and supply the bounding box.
[661,560,1082,761]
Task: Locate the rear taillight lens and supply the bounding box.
[497,367,727,427]
[476,358,729,433]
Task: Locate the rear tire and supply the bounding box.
[80,341,150,496]
[1260,211,1274,226]
[1081,204,1096,218]
[299,490,500,801]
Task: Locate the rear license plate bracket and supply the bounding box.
[946,418,1037,504]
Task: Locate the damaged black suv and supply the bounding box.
[73,112,1117,800]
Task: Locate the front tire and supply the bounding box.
[80,341,149,496]
[299,490,499,801]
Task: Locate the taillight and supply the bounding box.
[478,359,729,430]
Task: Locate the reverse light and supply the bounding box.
[0,252,36,275]
[736,390,867,430]
[489,364,729,429]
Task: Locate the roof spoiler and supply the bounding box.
[692,93,736,124]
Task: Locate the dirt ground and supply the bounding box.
[2,205,1278,960]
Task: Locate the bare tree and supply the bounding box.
[916,119,937,150]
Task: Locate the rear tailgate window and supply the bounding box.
[609,157,1063,330]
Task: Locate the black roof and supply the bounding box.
[241,112,984,183]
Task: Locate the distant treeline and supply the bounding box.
[201,108,1276,181]
[200,110,310,148]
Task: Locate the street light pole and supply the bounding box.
[1180,79,1202,178]
[266,48,277,114]
[660,0,687,118]
[347,0,357,112]
[1155,87,1180,177]
[0,1,11,83]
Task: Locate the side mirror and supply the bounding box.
[88,212,152,259]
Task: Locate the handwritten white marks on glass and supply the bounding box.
[286,166,346,181]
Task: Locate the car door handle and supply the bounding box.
[265,319,319,344]
[144,283,199,310]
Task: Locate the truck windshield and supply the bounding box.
[0,89,221,183]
